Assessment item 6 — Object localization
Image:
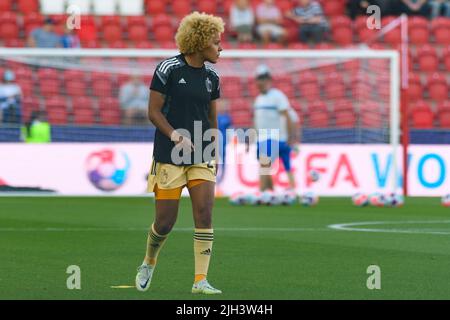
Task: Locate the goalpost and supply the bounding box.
[0,48,401,195]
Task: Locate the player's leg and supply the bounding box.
[258,139,275,191]
[144,186,182,266]
[186,164,221,294]
[136,162,185,292]
[279,141,295,190]
[136,185,182,292]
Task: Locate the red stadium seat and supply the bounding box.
[427,73,448,103]
[99,108,121,125]
[126,16,147,27]
[334,100,356,127]
[102,24,123,42]
[410,101,434,128]
[73,108,96,125]
[231,110,252,128]
[197,0,217,14]
[39,79,61,97]
[16,79,34,97]
[307,101,329,128]
[100,16,122,28]
[273,75,295,98]
[23,13,44,33]
[382,16,401,45]
[408,16,429,45]
[407,73,423,101]
[128,24,148,42]
[0,22,19,40]
[299,72,320,101]
[44,96,68,124]
[92,79,113,97]
[262,43,284,50]
[355,15,378,42]
[108,40,128,48]
[72,97,94,110]
[152,14,172,28]
[443,46,450,70]
[330,16,353,45]
[146,0,166,15]
[4,39,25,47]
[229,98,251,112]
[437,101,450,128]
[37,68,59,81]
[154,25,174,42]
[0,0,12,11]
[22,96,41,120]
[417,45,439,72]
[324,73,346,99]
[77,22,98,43]
[222,77,243,99]
[237,42,258,49]
[360,102,384,128]
[18,0,39,14]
[321,0,345,16]
[0,12,17,24]
[14,67,33,81]
[172,2,192,19]
[278,0,294,13]
[288,42,309,50]
[65,80,87,97]
[431,18,450,45]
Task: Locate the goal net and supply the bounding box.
[0,48,401,196]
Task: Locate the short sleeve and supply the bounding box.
[276,90,289,111]
[211,77,220,100]
[150,64,169,94]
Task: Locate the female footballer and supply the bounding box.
[136,12,224,294]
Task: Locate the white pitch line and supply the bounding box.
[328,220,450,235]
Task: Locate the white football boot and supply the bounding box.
[191,279,222,295]
[135,264,154,292]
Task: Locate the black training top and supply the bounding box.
[150,54,220,165]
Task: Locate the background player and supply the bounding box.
[135,12,224,295]
[253,65,297,192]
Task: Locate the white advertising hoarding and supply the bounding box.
[0,143,448,196]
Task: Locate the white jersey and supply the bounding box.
[253,88,290,141]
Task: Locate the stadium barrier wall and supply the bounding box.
[0,143,447,196]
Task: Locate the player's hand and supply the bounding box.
[171,130,195,152]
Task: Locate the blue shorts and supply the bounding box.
[257,139,292,172]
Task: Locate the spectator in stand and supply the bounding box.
[429,0,450,17]
[0,70,22,124]
[61,26,81,48]
[393,0,431,16]
[21,111,51,143]
[348,0,394,19]
[255,0,287,45]
[230,0,255,42]
[119,74,150,125]
[286,0,329,44]
[28,17,61,48]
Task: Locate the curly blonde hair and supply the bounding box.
[175,12,225,55]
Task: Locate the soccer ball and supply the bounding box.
[442,194,450,207]
[86,149,130,192]
[258,190,279,205]
[384,193,404,207]
[300,192,319,206]
[279,191,297,205]
[244,192,259,205]
[369,193,385,207]
[229,192,246,205]
[352,193,369,207]
[309,170,320,182]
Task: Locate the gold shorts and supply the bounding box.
[147,160,216,193]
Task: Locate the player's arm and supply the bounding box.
[208,99,220,164]
[281,109,295,146]
[148,90,193,150]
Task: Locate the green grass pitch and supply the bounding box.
[0,196,449,300]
